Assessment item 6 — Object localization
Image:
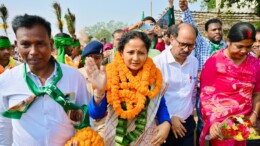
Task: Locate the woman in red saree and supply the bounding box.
[199,22,260,146]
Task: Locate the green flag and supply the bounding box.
[141,11,145,20]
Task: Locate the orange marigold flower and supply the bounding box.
[65,127,104,146]
[105,52,163,119]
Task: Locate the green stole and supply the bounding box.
[2,62,90,129]
[149,36,156,50]
[210,41,222,55]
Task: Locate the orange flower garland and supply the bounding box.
[65,127,104,146]
[0,65,4,74]
[106,52,163,119]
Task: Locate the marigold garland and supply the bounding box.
[65,127,104,146]
[106,52,163,119]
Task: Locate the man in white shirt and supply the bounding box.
[0,14,90,146]
[153,23,198,146]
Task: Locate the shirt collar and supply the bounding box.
[166,48,191,65]
[26,62,57,78]
[166,48,176,64]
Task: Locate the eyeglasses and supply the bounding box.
[175,38,195,50]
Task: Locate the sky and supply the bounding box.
[1,0,203,42]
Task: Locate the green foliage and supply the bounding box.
[220,0,260,15]
[199,0,216,11]
[95,29,111,42]
[253,22,260,29]
[85,20,128,42]
[193,0,260,14]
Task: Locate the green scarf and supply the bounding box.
[54,37,73,63]
[210,41,222,55]
[72,40,80,48]
[0,38,11,49]
[2,62,90,129]
[149,36,156,50]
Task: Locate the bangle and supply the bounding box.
[252,110,258,118]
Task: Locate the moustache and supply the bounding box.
[180,51,189,55]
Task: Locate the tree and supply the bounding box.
[190,0,260,15]
[84,20,128,42]
[220,0,260,15]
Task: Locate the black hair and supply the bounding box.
[12,14,51,38]
[227,22,256,42]
[54,32,71,38]
[118,31,151,53]
[171,23,198,38]
[163,27,173,38]
[205,18,222,31]
[112,29,124,38]
[143,16,156,24]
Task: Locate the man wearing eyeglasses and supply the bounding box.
[78,41,106,137]
[179,1,227,144]
[153,23,198,146]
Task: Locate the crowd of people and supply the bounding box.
[0,0,260,146]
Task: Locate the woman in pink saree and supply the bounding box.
[199,22,260,146]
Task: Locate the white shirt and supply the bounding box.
[153,49,198,120]
[0,63,90,146]
[165,44,172,51]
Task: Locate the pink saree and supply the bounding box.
[199,49,260,146]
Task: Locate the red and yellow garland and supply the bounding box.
[106,52,163,119]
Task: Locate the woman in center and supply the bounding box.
[85,31,171,146]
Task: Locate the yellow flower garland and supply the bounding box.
[106,52,163,119]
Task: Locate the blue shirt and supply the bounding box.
[182,9,226,71]
[88,94,171,125]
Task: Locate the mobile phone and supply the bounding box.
[140,23,154,31]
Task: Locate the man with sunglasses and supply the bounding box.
[153,23,198,146]
[0,36,20,74]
